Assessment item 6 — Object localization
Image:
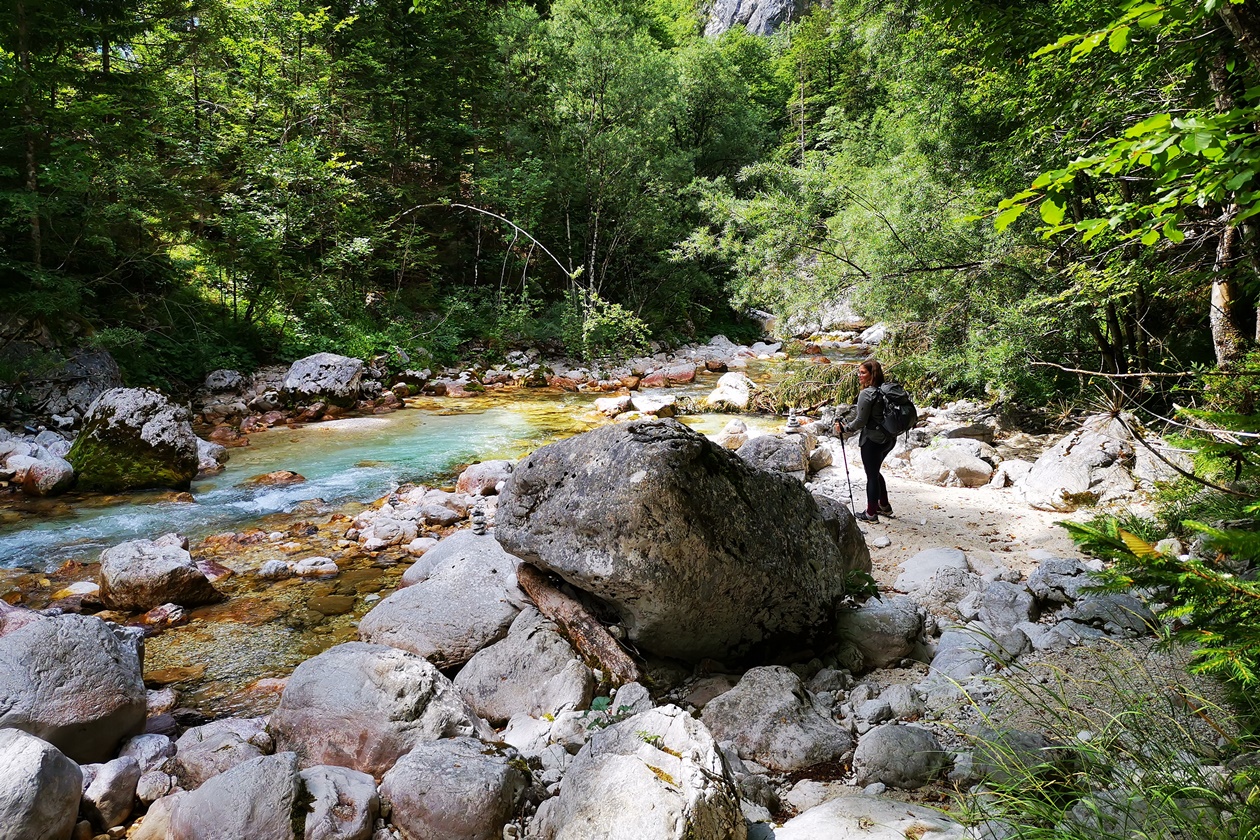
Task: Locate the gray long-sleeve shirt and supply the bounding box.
[839,386,887,445]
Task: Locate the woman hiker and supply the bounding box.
[834,359,895,523]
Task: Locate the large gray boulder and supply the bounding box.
[453,609,593,726]
[357,530,523,668]
[835,595,925,670]
[701,666,852,772]
[773,794,963,840]
[379,737,526,840]
[16,347,122,418]
[1020,413,1138,511]
[852,724,947,789]
[282,353,365,406]
[0,729,83,840]
[67,387,200,492]
[99,536,223,611]
[533,705,746,840]
[269,642,490,779]
[168,752,301,840]
[909,439,999,487]
[736,433,810,479]
[495,420,870,662]
[0,614,146,763]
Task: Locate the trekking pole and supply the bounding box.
[838,427,856,513]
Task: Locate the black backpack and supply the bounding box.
[876,382,917,439]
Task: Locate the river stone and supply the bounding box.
[495,420,870,663]
[454,610,594,726]
[1027,557,1092,604]
[773,793,963,840]
[18,347,123,418]
[82,755,142,829]
[895,547,970,594]
[67,387,200,492]
[21,455,75,496]
[357,530,522,668]
[964,727,1071,786]
[736,433,810,479]
[0,729,83,840]
[976,581,1037,630]
[269,642,490,779]
[120,733,176,773]
[1019,413,1137,511]
[533,705,745,840]
[98,536,222,611]
[701,666,852,772]
[379,736,526,840]
[835,595,925,670]
[196,438,228,475]
[282,352,365,406]
[909,439,997,487]
[204,369,245,392]
[705,371,755,409]
[169,752,301,840]
[301,764,379,840]
[0,613,145,763]
[173,717,271,789]
[853,724,947,790]
[456,459,514,496]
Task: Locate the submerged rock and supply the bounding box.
[67,387,200,492]
[98,535,223,611]
[496,420,869,663]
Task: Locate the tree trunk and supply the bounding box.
[516,563,641,687]
[1217,2,1260,70]
[17,0,41,268]
[1213,210,1249,366]
[1207,52,1254,365]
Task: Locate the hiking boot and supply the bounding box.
[877,502,894,517]
[855,510,879,523]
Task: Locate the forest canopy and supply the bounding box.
[1,0,1257,405]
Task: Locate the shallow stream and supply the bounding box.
[0,359,818,718]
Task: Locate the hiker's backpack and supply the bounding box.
[876,382,917,439]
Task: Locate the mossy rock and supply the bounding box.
[68,388,200,493]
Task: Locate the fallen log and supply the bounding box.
[516,563,642,687]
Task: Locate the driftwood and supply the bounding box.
[516,563,642,687]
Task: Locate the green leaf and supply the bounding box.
[1226,170,1255,190]
[1078,217,1109,242]
[1033,33,1082,58]
[1125,113,1172,138]
[1108,25,1130,53]
[1163,218,1185,243]
[1039,196,1066,225]
[994,204,1027,232]
[1140,229,1160,246]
